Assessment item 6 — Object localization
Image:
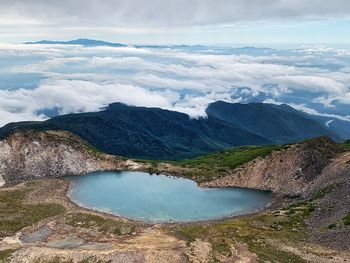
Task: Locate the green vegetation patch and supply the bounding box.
[0,187,65,237]
[241,236,306,263]
[162,145,287,182]
[0,249,17,263]
[174,200,313,262]
[328,223,337,229]
[65,212,136,235]
[342,212,350,226]
[84,144,103,154]
[171,145,286,169]
[311,184,336,200]
[327,212,350,229]
[341,140,350,152]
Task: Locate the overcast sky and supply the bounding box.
[0,0,350,44]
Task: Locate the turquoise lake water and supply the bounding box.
[67,171,272,223]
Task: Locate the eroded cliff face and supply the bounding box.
[0,130,342,197]
[203,137,341,196]
[0,130,145,184]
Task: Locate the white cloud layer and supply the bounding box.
[1,0,350,27]
[0,44,350,127]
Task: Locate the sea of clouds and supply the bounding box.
[0,43,350,127]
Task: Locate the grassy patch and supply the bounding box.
[84,144,102,154]
[241,236,306,263]
[328,223,337,229]
[171,145,286,169]
[160,145,287,182]
[326,212,350,229]
[65,213,136,235]
[178,225,209,243]
[174,200,313,262]
[0,249,17,263]
[0,187,65,237]
[311,184,336,200]
[342,212,350,225]
[341,140,350,152]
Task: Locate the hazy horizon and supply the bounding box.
[1,0,350,44]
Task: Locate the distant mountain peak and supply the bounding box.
[24,38,127,47]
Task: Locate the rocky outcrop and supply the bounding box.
[203,137,341,196]
[0,130,146,184]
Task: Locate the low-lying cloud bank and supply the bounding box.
[0,43,350,127]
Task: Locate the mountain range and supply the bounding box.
[24,38,209,50]
[25,38,127,47]
[23,38,231,50]
[0,101,341,159]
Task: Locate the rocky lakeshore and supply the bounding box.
[1,175,350,263]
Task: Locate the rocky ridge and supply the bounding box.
[0,130,146,184]
[201,137,341,196]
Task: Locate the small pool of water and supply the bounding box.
[67,171,271,223]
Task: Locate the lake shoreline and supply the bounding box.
[64,171,275,225]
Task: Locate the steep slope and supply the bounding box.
[0,103,270,159]
[206,101,339,143]
[302,150,350,250]
[202,137,340,195]
[0,130,144,184]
